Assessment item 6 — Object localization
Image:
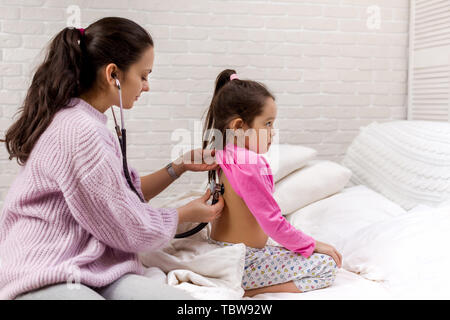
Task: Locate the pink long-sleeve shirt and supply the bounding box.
[0,97,178,300]
[215,143,315,258]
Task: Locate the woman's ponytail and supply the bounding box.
[0,27,83,166]
[1,17,154,166]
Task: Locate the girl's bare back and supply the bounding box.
[210,171,268,248]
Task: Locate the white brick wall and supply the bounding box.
[0,0,409,209]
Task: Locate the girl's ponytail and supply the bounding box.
[212,69,237,96]
[202,69,236,151]
[202,68,274,184]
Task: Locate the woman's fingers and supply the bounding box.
[206,199,223,221]
[212,195,224,213]
[201,148,217,165]
[211,196,224,221]
[202,188,211,202]
[206,163,219,170]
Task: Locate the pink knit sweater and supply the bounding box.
[0,97,178,300]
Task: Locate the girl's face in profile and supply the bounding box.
[232,97,277,154]
[247,97,277,154]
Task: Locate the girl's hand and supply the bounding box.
[177,188,224,224]
[313,240,343,268]
[175,148,219,173]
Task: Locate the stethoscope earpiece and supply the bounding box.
[114,77,121,90]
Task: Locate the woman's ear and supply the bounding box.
[105,63,120,86]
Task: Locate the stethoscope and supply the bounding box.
[110,76,224,238]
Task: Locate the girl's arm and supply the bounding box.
[139,161,186,202]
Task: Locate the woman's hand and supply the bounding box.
[177,188,224,224]
[175,148,219,173]
[313,240,343,268]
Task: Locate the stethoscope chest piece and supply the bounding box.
[210,179,225,206]
[174,177,224,239]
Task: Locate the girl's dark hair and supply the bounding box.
[202,69,275,184]
[0,17,154,166]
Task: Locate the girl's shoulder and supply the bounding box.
[216,143,274,191]
[228,143,272,169]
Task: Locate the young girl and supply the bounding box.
[203,69,343,297]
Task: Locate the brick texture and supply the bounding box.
[0,0,409,208]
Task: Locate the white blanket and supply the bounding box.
[139,234,246,300]
[139,187,247,300]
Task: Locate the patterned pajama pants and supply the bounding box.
[209,239,338,292]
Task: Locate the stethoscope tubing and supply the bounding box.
[111,79,215,238]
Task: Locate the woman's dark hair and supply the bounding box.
[202,69,275,184]
[0,17,154,166]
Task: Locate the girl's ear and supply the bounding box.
[228,118,244,130]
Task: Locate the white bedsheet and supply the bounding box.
[243,268,392,300]
[138,185,450,300]
[340,200,450,300]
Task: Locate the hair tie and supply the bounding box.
[78,28,85,36]
[230,73,239,81]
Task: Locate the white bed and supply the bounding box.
[139,120,450,300]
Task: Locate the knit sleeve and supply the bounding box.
[129,165,146,202]
[61,127,178,253]
[220,159,316,258]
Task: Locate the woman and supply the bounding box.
[0,17,224,300]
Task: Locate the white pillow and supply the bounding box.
[263,143,317,183]
[340,202,450,297]
[285,185,407,250]
[341,120,450,210]
[273,160,352,215]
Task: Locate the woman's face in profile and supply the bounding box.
[122,45,154,109]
